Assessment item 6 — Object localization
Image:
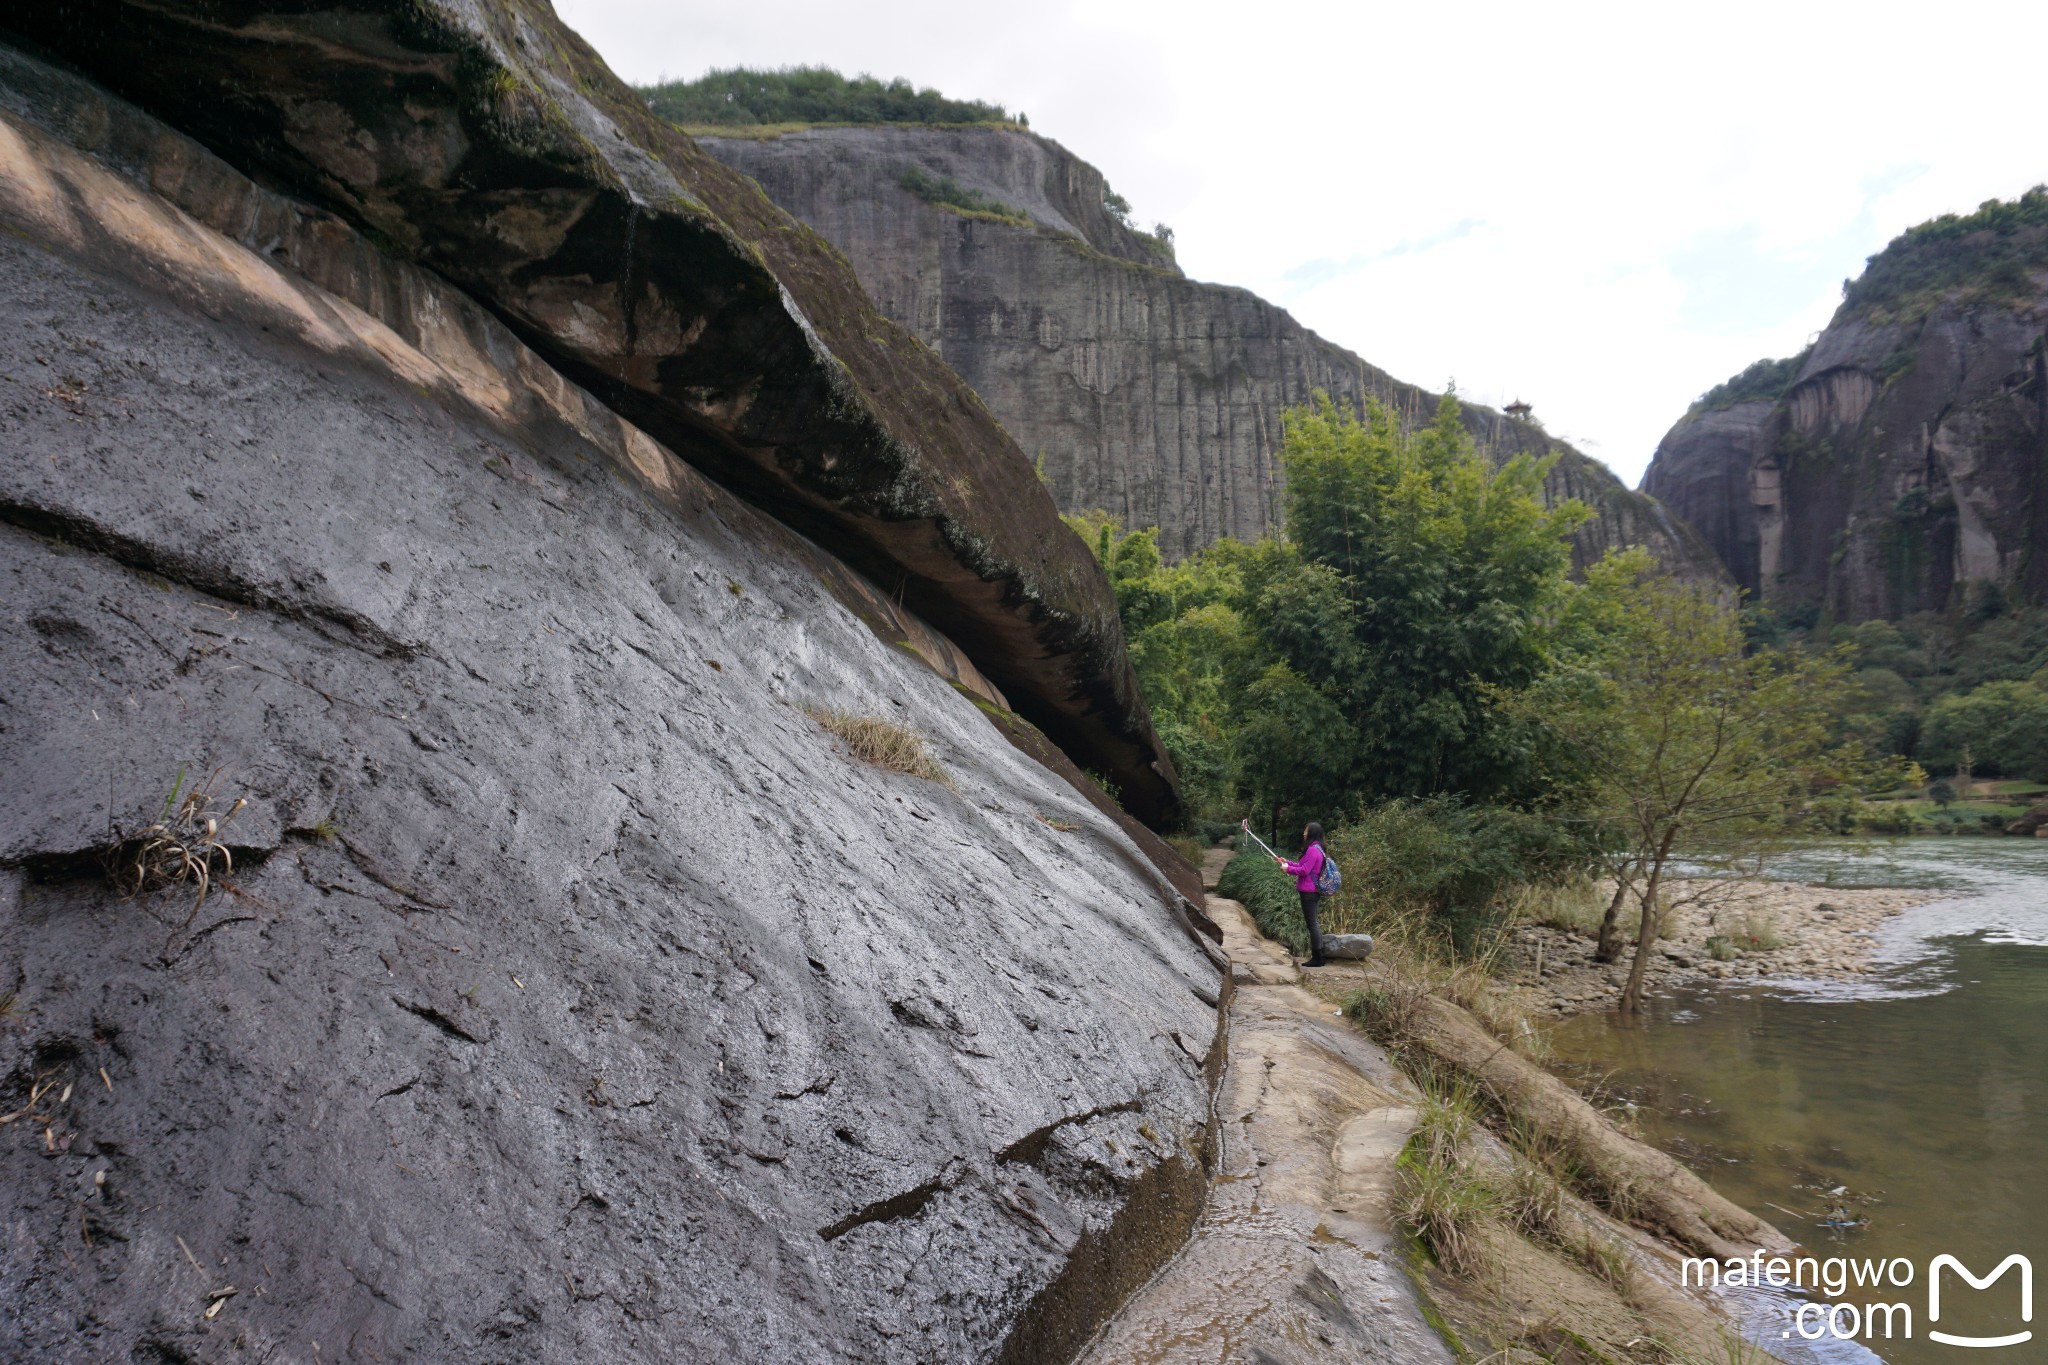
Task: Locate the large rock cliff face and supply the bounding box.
[0,26,1223,1365]
[699,124,1723,579]
[6,0,1182,827]
[1643,215,2048,617]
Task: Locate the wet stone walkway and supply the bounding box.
[1072,851,1456,1363]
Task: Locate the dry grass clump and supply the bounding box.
[1655,1329,1776,1365]
[1739,905,1783,951]
[1502,1154,1568,1242]
[107,770,245,914]
[805,707,950,784]
[1571,1229,1637,1295]
[1505,873,1606,935]
[1502,1153,1635,1291]
[1341,909,1547,1059]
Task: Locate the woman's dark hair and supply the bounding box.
[1303,822,1324,845]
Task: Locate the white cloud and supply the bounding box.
[558,0,2048,485]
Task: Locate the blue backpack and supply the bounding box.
[1315,845,1342,896]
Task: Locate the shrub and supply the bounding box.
[1214,848,1306,954]
[1839,185,2048,323]
[1694,349,1811,412]
[805,707,950,784]
[1855,802,1918,836]
[1323,797,1591,954]
[898,166,1030,226]
[1922,678,2048,780]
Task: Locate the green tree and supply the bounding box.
[1279,391,1589,799]
[1921,679,2048,780]
[1235,663,1356,838]
[1506,553,1883,1014]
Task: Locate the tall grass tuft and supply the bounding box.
[1504,873,1606,936]
[1395,1077,1498,1277]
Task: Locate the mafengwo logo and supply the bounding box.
[1930,1255,2032,1349]
[1682,1252,2033,1347]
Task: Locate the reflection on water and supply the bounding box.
[1552,840,2048,1365]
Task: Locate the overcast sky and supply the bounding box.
[558,0,2047,487]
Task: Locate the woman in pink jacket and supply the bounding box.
[1276,822,1328,968]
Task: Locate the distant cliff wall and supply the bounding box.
[1644,225,2048,617]
[699,124,1724,579]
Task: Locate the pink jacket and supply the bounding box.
[1280,843,1325,894]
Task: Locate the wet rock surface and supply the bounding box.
[701,124,1726,582]
[0,52,1220,1362]
[6,0,1181,824]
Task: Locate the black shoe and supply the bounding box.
[1304,957,1329,968]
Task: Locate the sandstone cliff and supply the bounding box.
[1643,193,2048,617]
[698,123,1722,578]
[6,0,1182,826]
[0,21,1225,1364]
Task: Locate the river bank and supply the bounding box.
[1507,876,1938,1016]
[1543,837,2048,1364]
[1118,849,1797,1363]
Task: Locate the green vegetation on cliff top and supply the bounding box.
[1838,183,2048,322]
[1693,348,1811,412]
[641,66,1015,128]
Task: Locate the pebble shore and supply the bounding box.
[1507,878,1938,1015]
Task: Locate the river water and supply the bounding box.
[1549,839,2048,1364]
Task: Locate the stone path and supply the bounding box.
[1072,851,1456,1364]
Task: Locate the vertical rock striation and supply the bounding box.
[700,123,1724,579]
[1644,195,2048,618]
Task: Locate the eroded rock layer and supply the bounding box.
[700,123,1724,579]
[0,45,1221,1363]
[5,0,1181,824]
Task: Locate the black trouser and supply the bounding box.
[1300,891,1324,962]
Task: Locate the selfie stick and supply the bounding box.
[1238,819,1282,860]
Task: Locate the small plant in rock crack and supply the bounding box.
[106,769,247,916]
